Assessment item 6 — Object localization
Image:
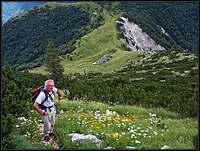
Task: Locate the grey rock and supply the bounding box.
[97,54,112,64]
[161,145,171,149]
[116,17,165,51]
[68,133,102,144]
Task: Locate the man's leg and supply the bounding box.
[41,115,51,140]
[49,112,56,134]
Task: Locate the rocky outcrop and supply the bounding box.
[116,17,165,51]
[93,54,112,64]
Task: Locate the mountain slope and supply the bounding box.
[2,2,198,71]
[120,2,198,53]
[30,15,143,75]
[2,2,104,70]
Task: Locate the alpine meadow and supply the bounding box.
[2,1,199,149]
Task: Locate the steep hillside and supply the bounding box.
[2,2,104,70]
[120,2,198,53]
[61,15,142,74]
[30,15,144,75]
[2,1,198,72]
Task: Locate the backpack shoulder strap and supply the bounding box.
[41,90,48,105]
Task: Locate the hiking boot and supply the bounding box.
[44,135,51,141]
[48,132,54,137]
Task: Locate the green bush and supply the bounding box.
[2,113,16,137]
[67,73,197,117]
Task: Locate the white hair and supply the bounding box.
[44,79,54,88]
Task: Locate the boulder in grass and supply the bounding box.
[84,134,102,144]
[68,133,102,144]
[126,146,136,149]
[161,145,171,149]
[97,54,112,64]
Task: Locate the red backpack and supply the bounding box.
[32,86,48,109]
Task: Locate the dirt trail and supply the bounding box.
[38,124,60,149]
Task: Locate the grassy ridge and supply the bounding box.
[29,14,142,75]
[60,15,142,74]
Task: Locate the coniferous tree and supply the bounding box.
[45,40,64,88]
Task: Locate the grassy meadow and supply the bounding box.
[54,100,197,149]
[6,99,197,149]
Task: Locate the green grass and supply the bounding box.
[28,66,49,75]
[28,12,197,77]
[2,111,52,149]
[29,14,142,75]
[61,15,138,74]
[2,130,51,149]
[55,100,197,149]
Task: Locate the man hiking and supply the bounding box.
[33,79,63,141]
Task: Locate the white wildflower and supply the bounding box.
[153,131,158,135]
[130,129,134,133]
[151,113,156,117]
[135,140,141,144]
[131,134,135,138]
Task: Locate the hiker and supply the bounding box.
[33,79,63,141]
